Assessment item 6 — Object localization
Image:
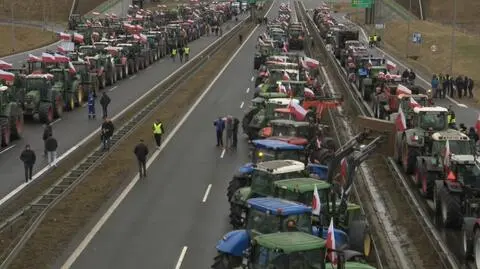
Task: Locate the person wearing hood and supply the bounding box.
[468,127,479,142]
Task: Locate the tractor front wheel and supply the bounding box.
[229,203,246,229]
[77,87,85,107]
[1,120,11,147]
[227,175,248,202]
[212,252,242,269]
[439,185,462,228]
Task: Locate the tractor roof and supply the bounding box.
[432,130,469,141]
[413,106,448,113]
[255,160,305,174]
[26,73,54,79]
[252,139,304,151]
[267,98,299,106]
[451,154,476,163]
[254,232,325,253]
[278,80,308,84]
[270,119,310,127]
[274,178,331,192]
[79,45,95,49]
[0,86,8,91]
[247,197,311,215]
[398,94,428,100]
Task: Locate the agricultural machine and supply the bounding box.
[50,68,85,110]
[258,119,314,146]
[22,73,64,123]
[287,23,305,50]
[0,85,24,147]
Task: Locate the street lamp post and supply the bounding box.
[449,0,457,75]
[405,0,411,58]
[11,2,15,52]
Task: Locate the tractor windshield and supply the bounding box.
[272,124,310,138]
[251,170,305,195]
[26,78,48,92]
[449,140,475,155]
[456,164,480,188]
[251,246,323,269]
[247,208,311,234]
[419,112,447,131]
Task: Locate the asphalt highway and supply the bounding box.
[301,0,479,131]
[60,3,280,269]
[0,21,240,199]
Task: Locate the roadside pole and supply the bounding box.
[449,0,456,75]
[10,2,15,53]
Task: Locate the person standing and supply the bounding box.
[232,117,240,148]
[184,45,190,61]
[431,74,439,98]
[42,122,52,157]
[456,75,464,98]
[88,91,96,119]
[468,77,474,98]
[178,46,184,63]
[45,134,58,167]
[152,119,164,149]
[101,118,115,150]
[100,92,111,119]
[214,117,225,147]
[20,144,36,182]
[225,116,233,149]
[134,139,149,178]
[171,47,177,62]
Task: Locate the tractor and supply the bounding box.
[22,73,64,123]
[117,43,141,74]
[215,199,371,268]
[71,58,99,95]
[93,43,118,85]
[287,23,305,50]
[50,68,85,111]
[85,54,115,89]
[145,31,168,59]
[0,85,24,147]
[105,46,129,79]
[258,119,315,147]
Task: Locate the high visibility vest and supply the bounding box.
[184,47,190,54]
[368,36,373,42]
[172,49,177,55]
[153,123,163,134]
[373,35,378,41]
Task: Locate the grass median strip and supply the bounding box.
[7,23,255,269]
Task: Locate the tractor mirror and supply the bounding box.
[356,116,396,157]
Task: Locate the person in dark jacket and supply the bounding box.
[178,47,184,63]
[134,139,149,177]
[45,134,58,167]
[88,91,96,119]
[101,118,115,150]
[99,92,111,119]
[468,77,474,98]
[214,117,225,147]
[20,144,36,182]
[456,75,464,98]
[232,117,240,148]
[468,127,479,142]
[42,123,52,157]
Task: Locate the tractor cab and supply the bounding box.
[24,73,54,100]
[259,119,312,146]
[269,69,299,82]
[408,106,449,131]
[78,45,97,56]
[93,42,109,51]
[250,139,306,164]
[274,177,331,205]
[254,44,277,70]
[398,94,429,116]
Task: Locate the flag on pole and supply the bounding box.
[326,218,337,265]
[42,52,56,63]
[311,184,321,215]
[288,99,308,121]
[409,97,421,109]
[0,60,13,69]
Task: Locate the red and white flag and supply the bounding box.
[444,140,451,167]
[277,83,286,93]
[397,84,412,95]
[57,32,71,41]
[476,113,480,138]
[68,61,76,74]
[42,52,56,63]
[54,53,70,63]
[386,60,397,70]
[288,100,308,121]
[395,104,407,131]
[57,45,67,54]
[28,54,41,62]
[409,97,421,109]
[0,70,15,82]
[0,60,13,69]
[304,88,315,98]
[340,157,348,178]
[282,42,288,53]
[311,184,321,215]
[73,32,84,43]
[139,33,148,43]
[303,56,319,69]
[282,71,290,81]
[326,218,337,265]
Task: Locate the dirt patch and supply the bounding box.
[6,21,258,269]
[0,26,56,57]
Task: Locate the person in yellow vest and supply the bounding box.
[152,119,165,149]
[373,34,378,47]
[171,48,177,62]
[368,35,373,47]
[184,46,190,61]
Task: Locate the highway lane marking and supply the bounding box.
[51,118,62,125]
[129,75,137,80]
[202,184,212,203]
[174,246,188,269]
[458,103,468,108]
[246,87,250,93]
[0,144,16,155]
[59,17,261,269]
[220,148,226,158]
[108,86,118,92]
[240,101,244,108]
[251,76,254,82]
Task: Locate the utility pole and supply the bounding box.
[449,0,457,75]
[11,2,15,52]
[43,1,46,30]
[405,0,412,58]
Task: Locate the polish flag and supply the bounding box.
[475,113,480,138]
[73,33,84,43]
[395,104,407,131]
[0,70,15,82]
[282,42,288,53]
[42,52,56,63]
[303,56,319,69]
[397,84,412,95]
[386,60,397,70]
[282,71,290,81]
[28,54,41,62]
[135,25,144,31]
[68,61,76,74]
[340,157,348,178]
[57,45,67,54]
[0,60,13,69]
[316,137,322,148]
[139,33,148,43]
[311,184,321,216]
[54,53,70,63]
[326,218,337,265]
[258,37,265,45]
[304,88,315,98]
[57,32,71,41]
[288,99,308,121]
[135,14,143,20]
[277,84,286,93]
[409,97,421,109]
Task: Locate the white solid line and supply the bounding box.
[60,17,262,269]
[51,118,62,125]
[220,148,226,158]
[174,246,188,269]
[250,76,254,82]
[240,101,244,108]
[202,184,212,203]
[129,75,137,80]
[108,86,118,92]
[0,144,16,154]
[246,87,250,93]
[458,103,468,108]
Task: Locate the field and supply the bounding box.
[0,26,56,57]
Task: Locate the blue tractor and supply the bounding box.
[227,139,328,201]
[215,197,365,268]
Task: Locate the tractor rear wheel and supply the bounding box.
[212,252,242,269]
[348,220,372,258]
[68,94,75,111]
[113,69,118,84]
[76,87,85,107]
[55,96,64,118]
[1,119,11,147]
[118,68,123,80]
[474,230,480,268]
[10,112,23,140]
[439,185,462,228]
[100,74,106,89]
[463,225,473,259]
[227,175,248,202]
[39,102,54,123]
[229,203,245,229]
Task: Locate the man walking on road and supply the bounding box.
[101,117,115,150]
[152,119,165,149]
[134,139,149,178]
[20,144,36,182]
[214,117,225,147]
[42,122,52,157]
[88,91,96,119]
[100,92,111,119]
[45,134,58,167]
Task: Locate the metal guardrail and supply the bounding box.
[297,2,459,269]
[0,17,250,268]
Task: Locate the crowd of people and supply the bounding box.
[430,73,474,99]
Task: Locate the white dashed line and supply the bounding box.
[129,75,137,80]
[108,86,118,92]
[202,184,212,203]
[240,101,244,108]
[246,87,250,93]
[51,118,62,125]
[251,76,254,82]
[220,148,226,158]
[0,145,16,154]
[174,246,188,269]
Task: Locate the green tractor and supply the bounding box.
[359,66,387,102]
[105,46,129,79]
[22,73,64,123]
[127,40,151,70]
[93,42,118,85]
[50,68,85,111]
[0,85,24,147]
[71,59,99,96]
[146,31,168,60]
[117,43,141,74]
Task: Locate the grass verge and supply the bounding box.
[0,26,56,57]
